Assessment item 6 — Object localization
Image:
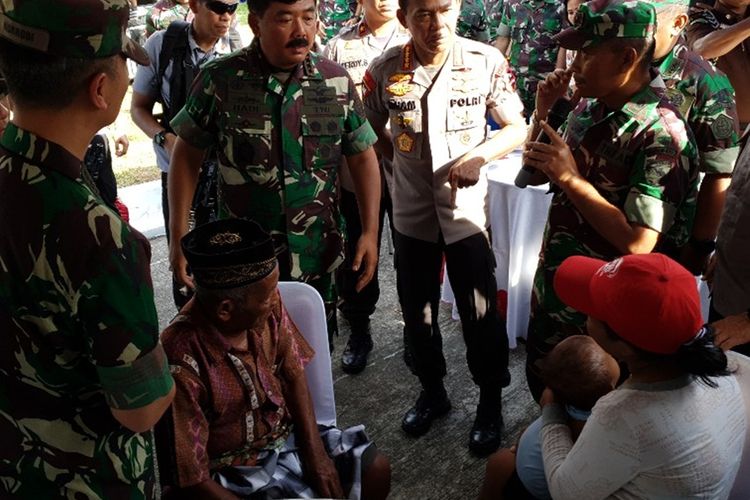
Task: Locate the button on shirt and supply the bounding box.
[132,26,234,172]
[363,38,524,244]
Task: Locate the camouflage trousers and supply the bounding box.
[277,249,338,348]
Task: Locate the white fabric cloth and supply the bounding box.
[540,352,750,500]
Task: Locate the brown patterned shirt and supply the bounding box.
[161,292,314,488]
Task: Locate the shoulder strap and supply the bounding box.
[157,20,192,96]
[227,27,243,52]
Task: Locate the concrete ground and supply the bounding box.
[147,232,539,499]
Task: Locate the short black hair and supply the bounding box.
[539,335,618,411]
[0,38,117,110]
[248,0,317,17]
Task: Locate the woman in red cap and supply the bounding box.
[539,252,750,499]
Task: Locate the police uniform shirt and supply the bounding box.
[324,19,411,98]
[133,28,234,172]
[363,37,524,244]
[324,19,410,191]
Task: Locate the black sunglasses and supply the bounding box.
[205,1,239,15]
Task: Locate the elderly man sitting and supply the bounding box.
[160,219,391,499]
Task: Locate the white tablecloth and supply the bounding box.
[442,151,552,349]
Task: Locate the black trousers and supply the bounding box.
[394,229,510,390]
[336,187,393,331]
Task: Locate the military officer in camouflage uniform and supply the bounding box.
[494,0,567,116]
[320,0,360,42]
[168,0,382,347]
[457,0,491,41]
[364,0,527,455]
[146,0,192,37]
[522,0,698,401]
[647,0,740,275]
[324,0,409,372]
[0,0,175,497]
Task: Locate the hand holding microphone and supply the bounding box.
[515,98,574,188]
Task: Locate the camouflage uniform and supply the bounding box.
[170,38,377,328]
[656,40,740,250]
[146,0,192,37]
[495,0,566,115]
[526,0,698,398]
[457,0,491,42]
[0,2,172,497]
[319,0,358,43]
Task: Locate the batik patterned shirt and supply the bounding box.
[161,294,314,487]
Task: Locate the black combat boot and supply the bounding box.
[469,388,504,456]
[401,383,451,437]
[341,320,374,374]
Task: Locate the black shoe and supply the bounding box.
[401,390,451,437]
[468,414,504,457]
[341,334,373,374]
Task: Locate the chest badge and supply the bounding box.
[386,73,414,96]
[396,132,415,152]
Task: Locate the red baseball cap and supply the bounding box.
[553,253,703,354]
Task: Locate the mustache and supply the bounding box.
[286,37,309,48]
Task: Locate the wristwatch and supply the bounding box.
[153,129,169,147]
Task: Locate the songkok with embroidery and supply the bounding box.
[181,219,277,289]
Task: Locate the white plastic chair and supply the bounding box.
[277,281,337,427]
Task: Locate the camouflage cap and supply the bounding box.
[0,0,149,65]
[554,0,657,50]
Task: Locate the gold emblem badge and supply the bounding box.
[209,231,242,246]
[459,132,472,145]
[386,73,414,96]
[397,114,414,128]
[396,132,415,152]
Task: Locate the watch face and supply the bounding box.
[155,132,165,147]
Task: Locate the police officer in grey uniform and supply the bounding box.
[363,0,526,456]
[324,0,410,374]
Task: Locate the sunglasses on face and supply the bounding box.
[205,1,239,15]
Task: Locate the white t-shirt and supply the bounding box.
[541,352,750,500]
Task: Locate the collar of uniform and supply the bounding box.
[0,123,82,180]
[186,24,234,57]
[586,72,663,125]
[656,42,684,80]
[248,38,323,92]
[358,19,371,37]
[619,73,663,121]
[402,41,459,88]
